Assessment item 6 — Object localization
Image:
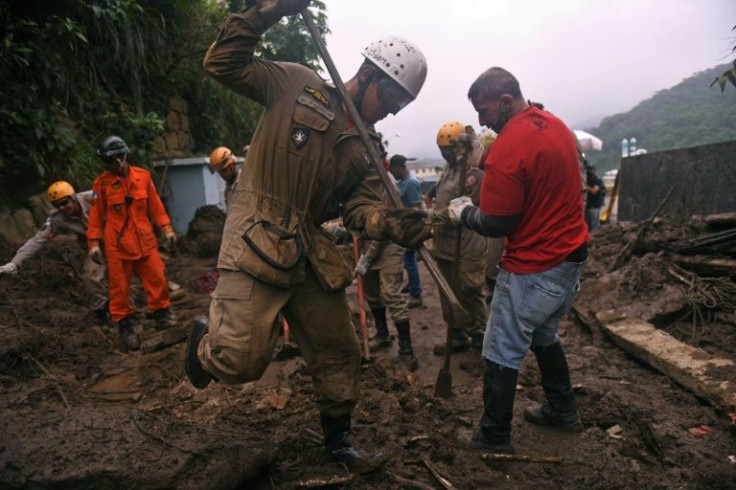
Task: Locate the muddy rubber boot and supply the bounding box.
[369,308,392,351]
[321,413,388,474]
[395,321,418,371]
[118,316,140,352]
[465,360,518,452]
[433,328,470,355]
[93,308,110,331]
[153,307,177,330]
[523,342,582,432]
[185,316,216,389]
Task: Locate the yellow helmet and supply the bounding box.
[208,146,235,172]
[436,120,465,147]
[47,181,75,202]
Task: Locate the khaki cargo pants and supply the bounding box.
[82,255,108,311]
[363,260,410,323]
[436,257,488,338]
[198,265,361,417]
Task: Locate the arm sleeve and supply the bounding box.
[363,240,385,262]
[203,8,305,108]
[86,179,104,242]
[146,177,171,228]
[405,180,423,207]
[338,141,385,236]
[461,206,521,238]
[11,222,52,266]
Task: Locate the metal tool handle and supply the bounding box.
[300,9,464,314]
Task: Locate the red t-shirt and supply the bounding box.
[480,106,590,273]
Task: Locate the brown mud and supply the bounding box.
[1,216,735,489]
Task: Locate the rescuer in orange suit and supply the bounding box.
[87,135,178,351]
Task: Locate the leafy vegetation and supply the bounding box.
[712,25,736,92]
[0,0,328,208]
[584,63,736,173]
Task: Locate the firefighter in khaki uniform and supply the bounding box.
[0,181,109,327]
[208,146,241,208]
[87,136,177,351]
[185,0,430,474]
[431,122,490,355]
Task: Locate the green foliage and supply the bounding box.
[712,25,736,92]
[584,64,736,174]
[0,0,329,208]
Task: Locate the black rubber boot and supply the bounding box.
[185,316,216,389]
[433,327,470,355]
[321,413,387,474]
[153,307,177,330]
[369,308,392,351]
[93,308,110,330]
[395,320,418,371]
[523,342,582,432]
[118,316,140,351]
[466,360,518,452]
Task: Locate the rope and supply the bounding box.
[667,263,736,344]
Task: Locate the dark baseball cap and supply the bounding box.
[389,154,407,167]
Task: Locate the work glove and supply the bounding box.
[162,225,178,251]
[366,207,432,250]
[455,125,485,168]
[89,245,103,264]
[257,0,311,25]
[0,262,18,275]
[354,254,372,276]
[448,196,473,225]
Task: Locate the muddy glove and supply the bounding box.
[162,225,177,250]
[448,196,473,225]
[88,239,103,264]
[366,207,432,250]
[0,262,18,275]
[354,254,372,276]
[257,0,311,25]
[455,126,485,168]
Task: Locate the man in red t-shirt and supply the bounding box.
[447,67,590,452]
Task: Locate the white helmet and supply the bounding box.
[362,36,428,99]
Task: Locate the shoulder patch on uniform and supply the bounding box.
[304,85,330,106]
[42,217,52,230]
[291,127,311,149]
[112,181,122,189]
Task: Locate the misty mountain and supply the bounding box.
[583,63,736,173]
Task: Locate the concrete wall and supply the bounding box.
[618,140,736,222]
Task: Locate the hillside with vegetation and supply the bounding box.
[584,63,736,173]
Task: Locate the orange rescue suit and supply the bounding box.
[87,165,172,321]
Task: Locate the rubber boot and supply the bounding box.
[523,342,582,432]
[466,360,518,452]
[93,308,110,331]
[395,321,418,371]
[153,307,177,330]
[321,413,388,474]
[369,308,392,351]
[185,316,216,389]
[118,316,140,352]
[433,327,470,355]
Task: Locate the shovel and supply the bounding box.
[435,156,467,399]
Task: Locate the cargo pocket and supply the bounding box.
[209,272,255,354]
[518,279,566,327]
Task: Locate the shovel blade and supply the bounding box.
[434,367,453,398]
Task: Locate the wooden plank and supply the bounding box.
[672,255,736,278]
[596,311,736,415]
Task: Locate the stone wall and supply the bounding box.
[152,97,195,158]
[618,140,736,222]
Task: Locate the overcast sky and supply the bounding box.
[318,0,736,158]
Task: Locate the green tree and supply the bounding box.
[0,0,329,207]
[712,25,736,92]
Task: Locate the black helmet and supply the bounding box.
[97,136,130,159]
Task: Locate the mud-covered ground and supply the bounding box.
[1,213,735,489]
